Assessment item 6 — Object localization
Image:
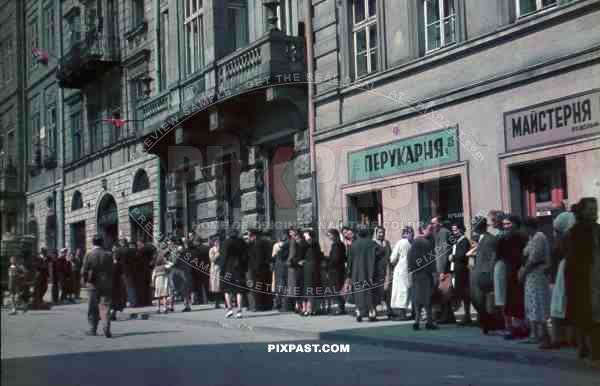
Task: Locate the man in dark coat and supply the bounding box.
[285,227,306,312]
[245,229,264,312]
[135,240,155,306]
[174,237,198,311]
[221,229,247,318]
[32,248,50,308]
[273,233,289,311]
[326,229,346,314]
[431,216,455,324]
[470,216,503,334]
[111,239,129,319]
[408,226,437,330]
[349,226,380,322]
[449,223,472,325]
[82,235,114,337]
[374,226,393,318]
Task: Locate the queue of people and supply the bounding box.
[4,196,598,366]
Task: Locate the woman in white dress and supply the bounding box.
[152,254,173,314]
[390,226,414,320]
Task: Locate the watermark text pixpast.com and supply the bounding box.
[268,344,350,353]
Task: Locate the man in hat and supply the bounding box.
[245,228,265,311]
[82,235,114,337]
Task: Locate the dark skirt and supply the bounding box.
[286,267,303,298]
[302,262,320,297]
[220,269,247,293]
[454,264,470,299]
[505,270,525,319]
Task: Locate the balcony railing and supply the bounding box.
[216,29,306,95]
[57,31,120,88]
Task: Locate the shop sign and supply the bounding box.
[504,89,600,152]
[348,127,459,184]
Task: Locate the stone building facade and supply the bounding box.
[4,0,313,254]
[0,0,27,254]
[312,0,600,248]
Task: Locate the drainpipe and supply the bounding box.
[57,0,66,250]
[304,0,319,237]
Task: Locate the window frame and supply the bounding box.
[45,104,57,158]
[184,0,204,76]
[42,3,56,56]
[516,0,558,18]
[423,0,457,54]
[71,110,83,161]
[276,0,295,36]
[351,0,378,80]
[158,9,169,91]
[131,0,146,29]
[227,1,249,52]
[28,17,40,70]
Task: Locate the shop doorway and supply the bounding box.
[97,194,118,249]
[70,221,86,252]
[512,157,567,241]
[419,176,464,227]
[347,191,382,230]
[265,144,297,231]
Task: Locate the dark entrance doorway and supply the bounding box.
[347,191,382,230]
[70,221,86,252]
[512,157,567,241]
[97,194,118,249]
[130,203,153,243]
[419,176,464,227]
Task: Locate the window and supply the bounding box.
[45,105,57,159]
[71,111,83,160]
[424,0,456,53]
[132,169,150,193]
[159,10,169,90]
[0,38,13,84]
[71,191,83,211]
[67,12,81,47]
[277,0,295,35]
[132,0,145,28]
[184,0,204,75]
[352,0,378,79]
[87,98,103,153]
[516,0,557,17]
[31,113,41,164]
[43,4,56,56]
[28,18,39,69]
[227,1,249,52]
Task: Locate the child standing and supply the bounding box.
[151,255,173,314]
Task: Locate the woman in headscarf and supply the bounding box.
[519,217,551,345]
[565,197,600,367]
[390,226,414,320]
[449,223,472,325]
[547,210,576,349]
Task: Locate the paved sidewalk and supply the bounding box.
[48,302,591,371]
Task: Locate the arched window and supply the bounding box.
[132,169,150,193]
[71,190,83,211]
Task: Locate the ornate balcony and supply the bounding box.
[57,31,120,89]
[216,29,306,95]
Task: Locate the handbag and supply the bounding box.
[437,273,454,303]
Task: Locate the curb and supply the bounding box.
[40,305,593,371]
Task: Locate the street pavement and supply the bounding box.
[2,303,599,386]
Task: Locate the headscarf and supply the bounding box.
[553,211,576,237]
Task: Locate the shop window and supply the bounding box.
[513,157,567,241]
[227,1,248,52]
[347,191,382,230]
[419,176,463,227]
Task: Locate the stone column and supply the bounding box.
[240,147,266,232]
[294,130,313,229]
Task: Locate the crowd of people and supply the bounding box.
[4,197,598,366]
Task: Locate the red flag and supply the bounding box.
[31,47,49,65]
[103,118,127,128]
